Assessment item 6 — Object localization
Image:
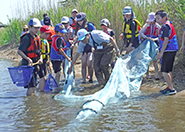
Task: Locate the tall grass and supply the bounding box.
[0,0,184,48]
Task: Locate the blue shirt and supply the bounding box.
[77,30,110,53]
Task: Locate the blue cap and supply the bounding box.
[55,23,67,33]
[123,6,132,15]
[77,29,88,41]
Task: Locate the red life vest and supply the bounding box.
[47,26,55,45]
[104,28,113,36]
[51,35,66,55]
[158,21,178,51]
[70,17,76,30]
[20,32,41,58]
[144,23,160,37]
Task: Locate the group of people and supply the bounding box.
[18,6,182,96]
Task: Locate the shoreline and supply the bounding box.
[1,43,185,97]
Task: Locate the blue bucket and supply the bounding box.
[8,66,34,87]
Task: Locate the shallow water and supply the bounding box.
[1,58,185,132]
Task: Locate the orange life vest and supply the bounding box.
[20,32,41,58]
[70,17,76,30]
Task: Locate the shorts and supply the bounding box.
[24,65,39,88]
[161,51,176,73]
[38,63,47,78]
[51,60,62,73]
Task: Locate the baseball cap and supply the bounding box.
[40,25,51,33]
[29,18,41,27]
[72,9,78,13]
[123,6,132,15]
[61,16,69,24]
[100,18,110,27]
[44,16,51,25]
[76,12,86,21]
[147,12,155,22]
[77,29,88,41]
[55,23,67,33]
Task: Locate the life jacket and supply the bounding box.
[158,21,178,52]
[47,26,55,45]
[144,23,160,38]
[50,35,67,60]
[70,17,76,30]
[41,39,50,61]
[77,22,96,32]
[20,32,41,59]
[122,19,142,39]
[104,28,114,37]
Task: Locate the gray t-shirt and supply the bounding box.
[77,30,110,53]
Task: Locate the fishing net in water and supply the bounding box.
[44,73,59,92]
[8,66,34,87]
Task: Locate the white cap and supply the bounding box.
[77,29,88,41]
[123,6,132,15]
[147,12,155,22]
[72,9,78,13]
[29,18,41,27]
[100,18,110,27]
[61,16,69,23]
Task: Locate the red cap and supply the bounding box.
[40,25,51,33]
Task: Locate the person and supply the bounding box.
[68,29,121,85]
[74,12,96,83]
[69,9,78,35]
[17,18,42,96]
[43,16,55,48]
[140,12,161,80]
[100,18,115,40]
[41,13,53,26]
[154,10,178,95]
[50,23,71,84]
[180,27,185,53]
[119,6,142,54]
[21,25,29,36]
[38,25,52,92]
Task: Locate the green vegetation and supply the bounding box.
[0,0,184,48]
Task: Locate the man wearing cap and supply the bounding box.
[18,18,42,96]
[140,12,161,80]
[50,23,71,84]
[41,13,54,26]
[38,25,52,91]
[68,29,120,85]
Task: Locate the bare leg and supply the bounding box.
[162,72,174,90]
[55,71,61,85]
[27,87,36,96]
[38,77,46,92]
[87,52,93,81]
[153,60,159,78]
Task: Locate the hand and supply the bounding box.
[68,57,72,62]
[38,59,43,64]
[156,52,163,59]
[119,34,123,40]
[27,58,33,66]
[70,44,74,49]
[67,66,72,74]
[91,47,95,53]
[117,52,121,57]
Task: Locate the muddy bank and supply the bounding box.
[0,43,185,97]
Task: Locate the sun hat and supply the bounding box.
[40,25,51,33]
[61,16,69,24]
[100,18,110,27]
[123,6,132,15]
[29,18,41,27]
[77,29,88,41]
[44,16,51,25]
[147,12,155,22]
[76,12,86,21]
[72,9,78,13]
[55,23,67,33]
[23,25,28,29]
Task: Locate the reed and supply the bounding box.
[0,0,184,49]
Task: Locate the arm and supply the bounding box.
[59,48,71,61]
[67,52,80,74]
[17,49,33,65]
[109,37,120,57]
[180,30,185,53]
[157,37,169,59]
[140,23,148,39]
